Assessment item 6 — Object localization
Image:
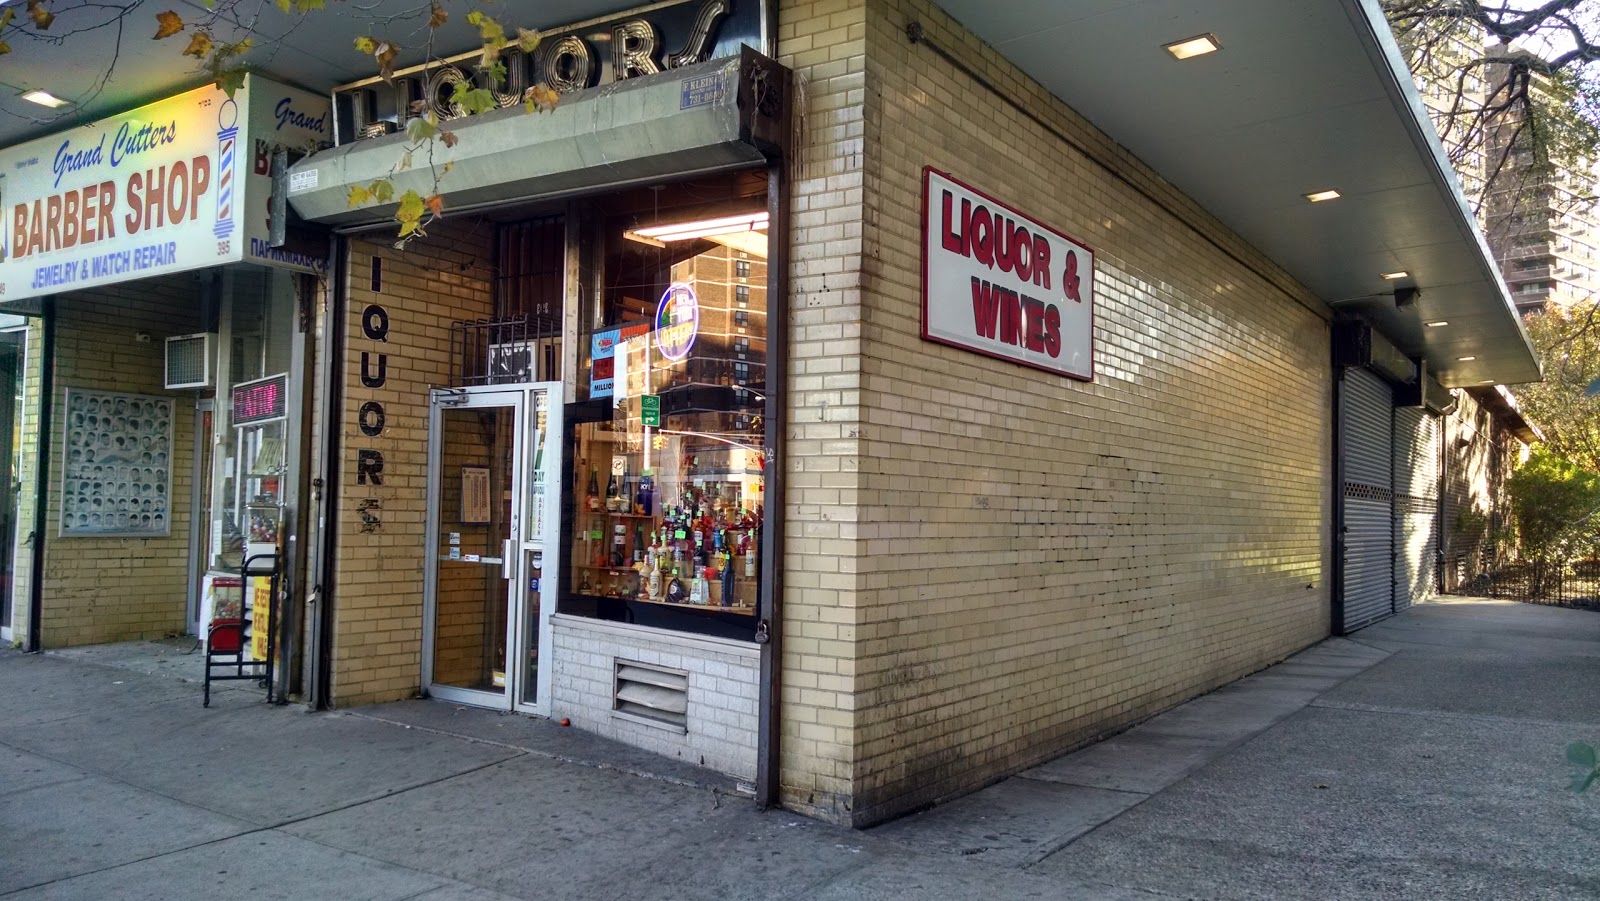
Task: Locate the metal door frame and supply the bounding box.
[0,327,22,644]
[513,385,561,718]
[421,382,561,716]
[188,398,215,634]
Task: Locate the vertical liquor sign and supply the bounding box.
[0,75,330,301]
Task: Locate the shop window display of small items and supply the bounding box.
[60,388,173,537]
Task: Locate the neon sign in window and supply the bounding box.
[232,374,288,425]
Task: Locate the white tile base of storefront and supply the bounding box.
[550,614,760,781]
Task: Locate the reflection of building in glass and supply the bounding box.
[668,242,769,431]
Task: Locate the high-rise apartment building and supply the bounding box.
[1481,48,1600,315]
[1406,31,1600,316]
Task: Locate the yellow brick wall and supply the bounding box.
[330,222,495,706]
[777,0,1333,825]
[39,278,203,646]
[774,0,872,821]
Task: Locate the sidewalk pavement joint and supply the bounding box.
[871,636,1394,867]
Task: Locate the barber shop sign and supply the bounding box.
[920,168,1094,381]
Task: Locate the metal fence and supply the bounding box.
[1456,559,1600,611]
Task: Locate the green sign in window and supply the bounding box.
[641,394,661,427]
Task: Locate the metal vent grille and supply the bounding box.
[165,334,212,389]
[613,661,688,731]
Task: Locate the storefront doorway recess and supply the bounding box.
[422,384,562,716]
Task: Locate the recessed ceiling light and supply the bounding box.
[1164,34,1221,60]
[20,89,68,109]
[1304,190,1341,203]
[1458,356,1476,361]
[1481,379,1496,384]
[1382,271,1409,280]
[1426,320,1449,327]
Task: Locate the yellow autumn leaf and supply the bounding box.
[27,0,54,30]
[354,36,377,55]
[375,41,400,80]
[348,184,373,207]
[516,28,541,53]
[523,84,559,113]
[182,31,213,59]
[153,9,184,39]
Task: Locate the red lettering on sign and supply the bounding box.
[1044,304,1062,358]
[124,172,144,235]
[44,195,61,253]
[941,191,965,256]
[971,278,1001,339]
[1021,295,1045,353]
[998,287,1023,346]
[971,206,994,267]
[939,193,1058,289]
[97,182,116,243]
[61,190,79,249]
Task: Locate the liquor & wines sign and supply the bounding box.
[921,168,1094,381]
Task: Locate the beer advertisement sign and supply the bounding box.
[921,168,1094,381]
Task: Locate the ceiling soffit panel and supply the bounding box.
[931,0,1540,386]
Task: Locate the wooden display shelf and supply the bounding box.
[580,509,655,520]
[628,595,757,613]
[574,565,642,573]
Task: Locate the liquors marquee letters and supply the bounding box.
[921,169,1094,381]
[333,0,764,145]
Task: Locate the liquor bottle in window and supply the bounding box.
[610,524,626,568]
[605,470,620,511]
[636,470,654,516]
[586,467,602,513]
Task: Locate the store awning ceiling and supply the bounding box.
[931,0,1542,388]
[0,1,641,149]
[286,57,767,228]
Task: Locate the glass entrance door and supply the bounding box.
[0,331,20,640]
[423,384,560,714]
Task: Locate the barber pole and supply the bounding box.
[214,100,238,239]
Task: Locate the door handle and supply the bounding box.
[502,538,514,580]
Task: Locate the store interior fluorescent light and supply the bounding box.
[624,212,769,247]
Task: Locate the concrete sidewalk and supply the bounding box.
[4,597,1599,899]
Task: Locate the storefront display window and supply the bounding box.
[208,267,298,572]
[563,188,769,638]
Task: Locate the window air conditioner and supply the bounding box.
[165,333,213,389]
